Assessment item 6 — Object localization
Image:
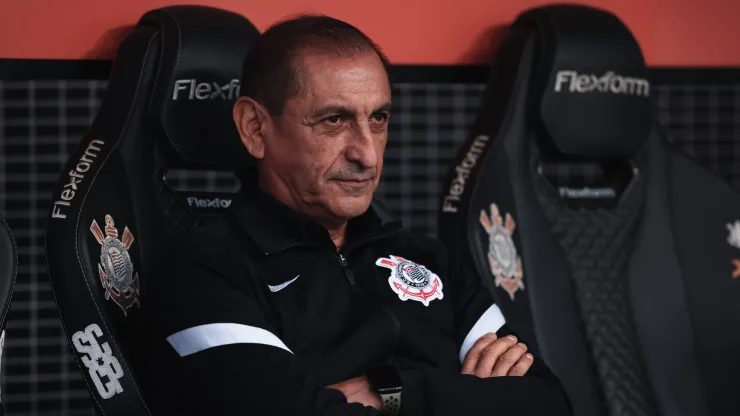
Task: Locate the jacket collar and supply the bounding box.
[229,170,401,255]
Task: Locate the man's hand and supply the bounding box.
[327,376,382,410]
[461,333,534,378]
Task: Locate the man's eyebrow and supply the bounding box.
[374,103,392,113]
[311,103,392,119]
[311,106,356,119]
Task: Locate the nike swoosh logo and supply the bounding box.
[268,275,300,293]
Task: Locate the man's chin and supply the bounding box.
[326,194,373,221]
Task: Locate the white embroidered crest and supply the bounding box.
[376,255,444,306]
[90,215,140,315]
[480,203,525,300]
[726,220,740,279]
[71,323,124,399]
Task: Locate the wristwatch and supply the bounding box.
[366,365,403,415]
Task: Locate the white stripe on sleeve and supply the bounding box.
[167,323,293,357]
[459,304,506,364]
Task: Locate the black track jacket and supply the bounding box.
[143,183,572,415]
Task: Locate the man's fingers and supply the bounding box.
[327,376,362,395]
[507,352,534,377]
[490,342,528,377]
[327,376,381,410]
[461,333,497,375]
[473,335,518,378]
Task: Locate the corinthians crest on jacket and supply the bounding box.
[90,215,140,315]
[480,203,525,300]
[376,255,444,306]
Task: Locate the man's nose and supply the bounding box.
[345,125,378,169]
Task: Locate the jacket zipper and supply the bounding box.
[337,252,356,287]
[336,225,398,288]
[337,250,401,360]
[381,305,401,361]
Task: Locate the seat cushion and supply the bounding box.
[534,165,658,415]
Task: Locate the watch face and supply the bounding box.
[368,365,403,394]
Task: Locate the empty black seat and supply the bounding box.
[438,5,740,416]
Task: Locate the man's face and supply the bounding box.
[261,50,391,224]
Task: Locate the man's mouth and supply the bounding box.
[334,177,374,183]
[333,177,374,190]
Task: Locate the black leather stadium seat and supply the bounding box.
[438,4,740,416]
[0,213,17,416]
[44,6,259,414]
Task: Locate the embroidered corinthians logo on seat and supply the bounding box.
[726,220,740,278]
[376,255,444,306]
[90,215,140,315]
[480,204,525,300]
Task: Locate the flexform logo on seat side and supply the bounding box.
[554,70,650,97]
[558,186,617,199]
[172,79,241,100]
[441,135,490,214]
[51,139,105,220]
[186,197,232,209]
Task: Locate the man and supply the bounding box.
[144,15,571,415]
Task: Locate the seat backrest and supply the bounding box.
[438,4,740,416]
[0,213,17,415]
[44,6,259,414]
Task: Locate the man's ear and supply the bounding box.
[233,96,271,160]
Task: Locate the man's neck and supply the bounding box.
[327,224,347,251]
[258,176,348,250]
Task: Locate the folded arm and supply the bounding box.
[147,253,380,416]
[396,254,572,416]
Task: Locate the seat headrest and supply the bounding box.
[138,6,259,168]
[517,5,652,157]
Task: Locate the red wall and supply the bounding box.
[1,0,739,66]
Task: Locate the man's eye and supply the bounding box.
[371,113,389,122]
[325,115,341,124]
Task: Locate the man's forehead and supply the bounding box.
[297,50,390,100]
[276,49,391,120]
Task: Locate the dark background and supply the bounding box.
[0,62,738,415]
